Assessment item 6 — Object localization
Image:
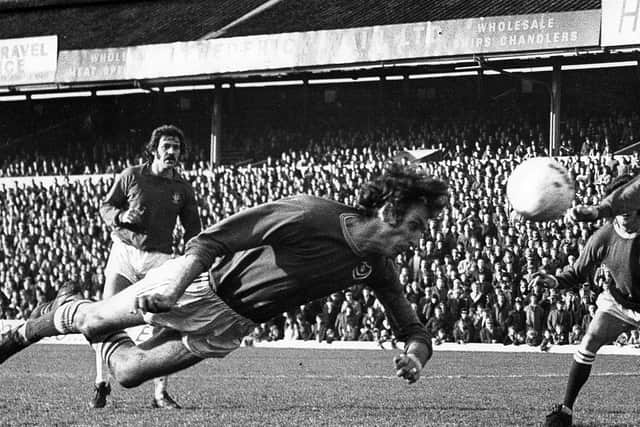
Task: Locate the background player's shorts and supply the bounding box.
[105,235,172,283]
[134,259,256,358]
[596,290,640,328]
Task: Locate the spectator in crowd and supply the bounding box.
[569,325,584,344]
[503,325,524,346]
[312,314,329,343]
[283,311,301,340]
[453,308,474,344]
[547,300,573,336]
[506,297,527,336]
[525,293,545,335]
[479,318,502,343]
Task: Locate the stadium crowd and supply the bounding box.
[1,113,640,351]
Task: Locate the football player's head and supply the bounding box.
[357,164,449,256]
[607,174,640,232]
[145,125,186,169]
[358,163,449,226]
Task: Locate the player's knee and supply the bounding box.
[580,332,606,354]
[110,355,146,388]
[76,311,106,340]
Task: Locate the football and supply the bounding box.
[506,157,575,221]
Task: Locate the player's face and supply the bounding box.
[616,210,640,233]
[380,204,431,257]
[154,135,182,171]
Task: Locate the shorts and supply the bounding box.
[105,235,172,283]
[596,290,640,328]
[133,259,256,358]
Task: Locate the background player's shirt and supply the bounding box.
[556,222,640,310]
[101,163,201,254]
[185,195,429,345]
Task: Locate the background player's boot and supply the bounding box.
[544,403,572,427]
[30,281,81,319]
[90,382,111,408]
[152,391,181,409]
[0,325,30,364]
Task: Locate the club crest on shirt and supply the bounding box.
[171,193,182,205]
[352,261,372,280]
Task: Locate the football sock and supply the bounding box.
[100,331,135,371]
[93,343,108,385]
[22,299,89,343]
[563,357,594,409]
[150,325,169,398]
[154,376,168,399]
[53,300,92,335]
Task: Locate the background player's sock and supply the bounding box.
[100,331,135,371]
[93,343,108,385]
[563,353,594,409]
[154,376,168,399]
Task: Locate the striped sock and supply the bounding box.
[101,331,134,369]
[52,300,91,335]
[564,356,594,409]
[573,348,596,365]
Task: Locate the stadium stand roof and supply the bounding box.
[0,0,601,49]
[216,0,601,39]
[0,0,271,49]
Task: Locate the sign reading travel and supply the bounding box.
[0,35,57,85]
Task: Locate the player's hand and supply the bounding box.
[133,293,176,313]
[528,272,558,289]
[565,205,599,223]
[119,207,144,225]
[393,353,423,384]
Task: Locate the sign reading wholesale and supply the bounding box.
[56,10,600,83]
[602,0,640,46]
[0,35,57,85]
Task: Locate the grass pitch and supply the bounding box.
[1,345,639,426]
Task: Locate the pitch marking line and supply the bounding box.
[193,371,640,380]
[3,371,639,381]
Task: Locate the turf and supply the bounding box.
[1,345,639,426]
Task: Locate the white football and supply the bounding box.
[507,157,575,221]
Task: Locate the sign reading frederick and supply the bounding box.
[602,0,640,46]
[0,35,57,85]
[57,10,599,83]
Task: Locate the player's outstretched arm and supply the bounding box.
[568,174,640,223]
[565,205,599,223]
[134,254,207,313]
[394,340,432,384]
[528,272,559,289]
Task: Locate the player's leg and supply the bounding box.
[105,328,203,388]
[0,287,146,364]
[545,307,631,427]
[563,311,629,407]
[150,325,181,408]
[91,271,132,408]
[136,250,180,409]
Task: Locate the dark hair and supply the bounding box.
[145,125,186,160]
[358,163,449,222]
